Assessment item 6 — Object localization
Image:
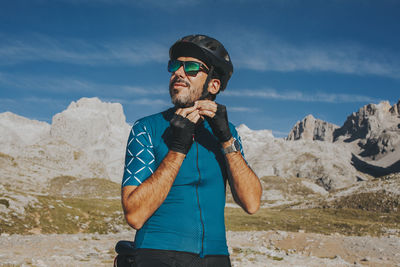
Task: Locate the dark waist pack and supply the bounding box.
[114,240,136,267]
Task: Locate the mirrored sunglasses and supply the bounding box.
[168,60,209,76]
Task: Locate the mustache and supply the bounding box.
[169,77,190,88]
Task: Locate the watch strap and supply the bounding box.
[222,138,239,154]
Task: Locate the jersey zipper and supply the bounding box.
[195,140,205,257]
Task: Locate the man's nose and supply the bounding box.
[174,65,186,77]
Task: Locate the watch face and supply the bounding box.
[234,139,240,151]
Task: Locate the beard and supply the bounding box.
[169,77,213,108]
[169,77,201,108]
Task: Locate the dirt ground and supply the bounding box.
[0,230,399,267]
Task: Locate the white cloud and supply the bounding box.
[0,98,16,106]
[0,34,167,66]
[0,96,64,106]
[225,89,381,103]
[106,97,171,107]
[229,32,400,79]
[229,106,260,112]
[0,95,171,121]
[0,72,93,93]
[122,86,166,95]
[0,72,168,96]
[0,96,69,121]
[4,31,398,80]
[129,98,171,107]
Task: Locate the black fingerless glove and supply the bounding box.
[169,114,195,154]
[206,103,232,142]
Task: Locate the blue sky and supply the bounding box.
[0,0,399,137]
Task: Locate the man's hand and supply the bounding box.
[197,100,232,143]
[197,100,261,214]
[169,104,201,155]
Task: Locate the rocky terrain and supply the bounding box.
[1,97,399,191]
[0,98,130,190]
[286,100,400,179]
[238,124,363,190]
[1,97,400,266]
[1,230,399,267]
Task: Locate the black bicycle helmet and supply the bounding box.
[169,34,233,91]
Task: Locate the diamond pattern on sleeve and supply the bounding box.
[232,127,248,164]
[122,121,155,187]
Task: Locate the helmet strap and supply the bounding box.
[199,66,215,100]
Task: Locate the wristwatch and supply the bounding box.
[222,138,240,154]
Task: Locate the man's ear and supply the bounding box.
[208,79,221,95]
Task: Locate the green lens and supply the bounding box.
[168,60,181,73]
[184,61,201,73]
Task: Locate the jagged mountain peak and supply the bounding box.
[287,114,339,142]
[332,100,400,176]
[389,99,400,115]
[334,100,400,143]
[352,100,395,119]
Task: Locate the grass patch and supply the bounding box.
[268,255,284,261]
[260,176,316,197]
[48,176,120,198]
[326,190,400,213]
[4,197,398,236]
[0,195,128,235]
[1,178,126,235]
[225,207,400,236]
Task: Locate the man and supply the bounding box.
[119,34,262,267]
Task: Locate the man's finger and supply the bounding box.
[186,110,200,123]
[196,100,217,113]
[198,109,216,118]
[176,103,198,117]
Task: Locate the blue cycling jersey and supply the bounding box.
[122,108,245,257]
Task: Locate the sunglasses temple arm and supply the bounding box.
[200,66,215,100]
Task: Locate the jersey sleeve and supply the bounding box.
[229,123,247,161]
[122,120,156,187]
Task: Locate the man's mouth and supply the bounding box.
[173,82,188,88]
[170,78,189,89]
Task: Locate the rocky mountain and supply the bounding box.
[334,101,400,157]
[0,97,131,188]
[0,112,50,155]
[1,97,399,192]
[1,98,399,267]
[237,125,363,191]
[286,100,400,178]
[334,101,399,143]
[287,114,339,142]
[49,98,131,181]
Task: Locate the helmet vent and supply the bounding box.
[206,41,218,51]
